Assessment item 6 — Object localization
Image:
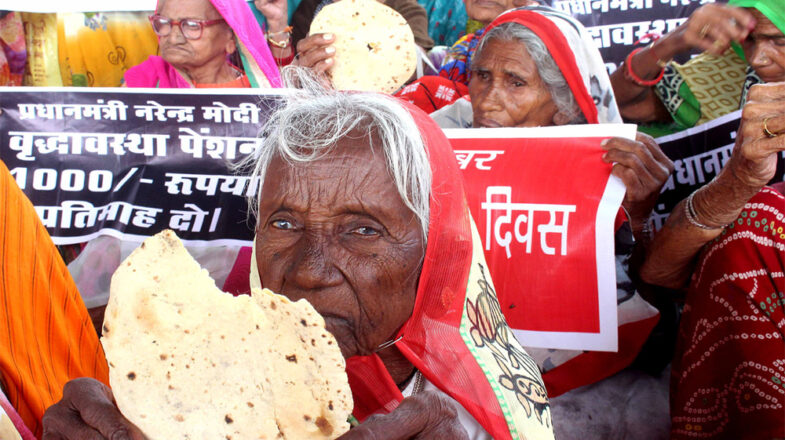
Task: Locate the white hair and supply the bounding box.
[244,67,432,240]
[474,22,586,124]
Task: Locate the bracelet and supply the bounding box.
[624,47,665,87]
[266,25,292,49]
[684,190,726,230]
[267,34,290,49]
[265,25,293,38]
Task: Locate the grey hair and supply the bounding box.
[474,22,586,124]
[243,66,431,240]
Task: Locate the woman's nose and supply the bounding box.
[287,233,343,291]
[476,83,503,112]
[749,41,773,70]
[166,24,187,43]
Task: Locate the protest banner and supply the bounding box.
[0,87,281,246]
[446,125,633,351]
[551,0,717,71]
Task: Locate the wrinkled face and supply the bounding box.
[742,10,785,84]
[157,0,234,72]
[464,0,539,25]
[469,37,560,128]
[255,134,425,359]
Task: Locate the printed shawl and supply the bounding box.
[670,185,785,439]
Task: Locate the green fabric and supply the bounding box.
[727,0,785,35]
[672,80,701,129]
[238,49,259,88]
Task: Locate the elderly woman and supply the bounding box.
[611,0,784,132]
[38,72,555,439]
[639,84,785,438]
[430,7,675,429]
[433,7,672,250]
[124,0,283,88]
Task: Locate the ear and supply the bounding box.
[225,34,237,55]
[552,110,572,126]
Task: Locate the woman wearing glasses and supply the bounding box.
[124,0,283,88]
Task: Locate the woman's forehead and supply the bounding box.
[259,147,419,228]
[749,9,783,35]
[263,140,394,204]
[475,38,538,75]
[160,0,221,18]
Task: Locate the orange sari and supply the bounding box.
[0,160,109,436]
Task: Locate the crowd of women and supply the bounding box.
[0,0,783,438]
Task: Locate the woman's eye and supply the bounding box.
[352,226,380,237]
[475,70,489,80]
[271,219,295,230]
[511,79,526,87]
[182,20,202,31]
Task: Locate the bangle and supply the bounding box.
[265,25,293,38]
[684,190,727,230]
[267,34,290,49]
[265,25,293,48]
[624,47,665,87]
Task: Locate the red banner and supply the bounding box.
[446,125,635,351]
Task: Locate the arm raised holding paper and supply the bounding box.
[641,82,785,289]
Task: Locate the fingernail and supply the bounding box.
[601,139,610,147]
[325,46,335,54]
[602,153,609,160]
[323,33,333,41]
[324,57,333,64]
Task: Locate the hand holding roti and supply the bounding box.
[44,230,353,440]
[296,0,417,93]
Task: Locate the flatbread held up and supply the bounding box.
[310,0,417,93]
[101,230,352,439]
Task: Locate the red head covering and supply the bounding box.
[345,100,552,439]
[483,9,600,124]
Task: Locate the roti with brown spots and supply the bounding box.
[310,0,417,93]
[102,230,352,439]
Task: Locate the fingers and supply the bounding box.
[338,391,468,440]
[43,378,144,440]
[637,132,675,175]
[738,87,785,157]
[746,82,785,104]
[727,84,785,188]
[683,3,756,55]
[602,136,672,202]
[294,33,336,75]
[42,404,105,440]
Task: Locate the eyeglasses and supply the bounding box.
[148,14,225,40]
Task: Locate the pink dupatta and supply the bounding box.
[125,0,281,88]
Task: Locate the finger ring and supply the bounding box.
[763,117,778,138]
[699,24,710,39]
